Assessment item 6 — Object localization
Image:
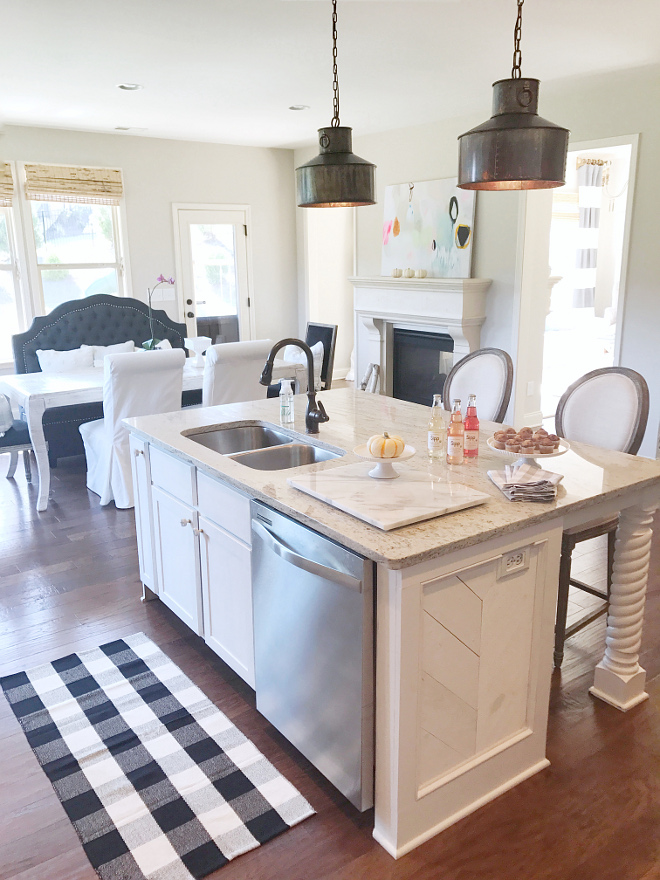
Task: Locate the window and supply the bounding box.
[30,200,123,312]
[23,163,126,314]
[0,207,22,363]
[0,161,128,366]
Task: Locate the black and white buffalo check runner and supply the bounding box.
[0,632,314,879]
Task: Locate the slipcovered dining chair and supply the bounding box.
[79,349,185,509]
[442,348,514,422]
[553,366,649,668]
[202,339,274,407]
[1,424,32,482]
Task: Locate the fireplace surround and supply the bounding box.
[352,276,492,397]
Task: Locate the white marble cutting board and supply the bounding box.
[288,461,490,530]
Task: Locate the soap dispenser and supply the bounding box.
[279,378,294,425]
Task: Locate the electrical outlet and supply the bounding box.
[498,546,530,579]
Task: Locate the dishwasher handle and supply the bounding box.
[252,519,362,592]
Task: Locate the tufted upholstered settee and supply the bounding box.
[11,294,202,466]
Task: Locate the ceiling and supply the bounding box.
[2,0,659,150]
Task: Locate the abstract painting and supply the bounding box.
[381,178,476,278]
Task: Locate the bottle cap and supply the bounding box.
[280,378,293,392]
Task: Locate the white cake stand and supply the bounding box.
[353,444,416,479]
[486,437,570,468]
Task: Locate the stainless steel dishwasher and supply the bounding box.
[251,500,374,811]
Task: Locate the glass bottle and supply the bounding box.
[446,398,464,464]
[279,378,294,425]
[464,393,479,458]
[427,393,446,460]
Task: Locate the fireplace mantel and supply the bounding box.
[351,276,492,394]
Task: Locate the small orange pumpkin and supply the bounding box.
[367,431,405,459]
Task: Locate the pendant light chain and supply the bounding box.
[331,0,340,127]
[511,0,524,79]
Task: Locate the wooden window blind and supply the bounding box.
[23,164,124,205]
[0,163,14,207]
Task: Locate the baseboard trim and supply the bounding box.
[372,757,550,859]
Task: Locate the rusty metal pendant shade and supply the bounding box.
[295,0,376,208]
[457,0,569,191]
[296,126,376,207]
[457,78,569,191]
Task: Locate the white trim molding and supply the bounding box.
[351,276,492,396]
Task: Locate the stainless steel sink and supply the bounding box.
[185,423,294,455]
[229,443,343,470]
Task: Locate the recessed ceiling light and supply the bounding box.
[117,83,144,91]
[289,105,310,111]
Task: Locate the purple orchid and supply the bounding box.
[144,274,176,349]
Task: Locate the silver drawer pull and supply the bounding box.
[193,528,204,536]
[134,449,144,457]
[180,518,192,527]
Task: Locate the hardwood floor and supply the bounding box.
[1,456,659,880]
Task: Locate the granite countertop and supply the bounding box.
[125,388,660,569]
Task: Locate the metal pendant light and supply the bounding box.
[296,0,376,208]
[457,0,569,191]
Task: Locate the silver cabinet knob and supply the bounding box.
[134,449,144,457]
[180,518,192,527]
[193,528,204,536]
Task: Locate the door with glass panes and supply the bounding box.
[175,207,253,343]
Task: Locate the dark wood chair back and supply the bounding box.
[306,323,338,391]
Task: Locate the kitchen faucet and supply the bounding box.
[260,338,329,434]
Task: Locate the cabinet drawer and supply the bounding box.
[197,471,251,544]
[150,446,196,506]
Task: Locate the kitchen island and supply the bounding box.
[125,388,660,858]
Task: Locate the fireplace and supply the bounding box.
[352,276,492,397]
[392,329,454,406]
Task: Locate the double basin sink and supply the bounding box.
[184,422,344,471]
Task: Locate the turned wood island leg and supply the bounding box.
[589,503,657,711]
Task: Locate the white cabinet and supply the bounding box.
[151,485,203,635]
[129,435,156,593]
[199,515,255,687]
[134,444,255,685]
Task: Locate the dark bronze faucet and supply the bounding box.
[260,338,329,434]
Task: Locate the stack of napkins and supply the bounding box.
[487,462,563,502]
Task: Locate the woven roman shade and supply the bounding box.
[24,164,123,205]
[0,163,14,207]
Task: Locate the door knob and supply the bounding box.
[186,299,193,305]
[187,312,195,319]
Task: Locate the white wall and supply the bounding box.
[295,114,522,358]
[541,66,660,457]
[2,125,299,342]
[304,207,354,377]
[295,64,660,456]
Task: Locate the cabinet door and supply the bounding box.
[152,486,203,635]
[199,515,254,687]
[129,435,156,593]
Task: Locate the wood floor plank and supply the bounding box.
[1,457,659,880]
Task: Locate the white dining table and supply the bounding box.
[0,357,307,511]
